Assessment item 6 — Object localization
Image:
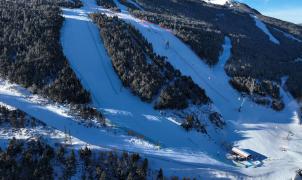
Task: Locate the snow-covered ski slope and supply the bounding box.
[0,0,301,178]
[0,79,146,152]
[0,78,241,178]
[105,0,301,179]
[252,15,280,44]
[61,5,225,153]
[60,0,239,167]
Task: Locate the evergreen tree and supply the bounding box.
[157,168,164,180]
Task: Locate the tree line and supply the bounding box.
[0,138,150,179]
[0,0,108,120]
[0,102,195,179]
[131,10,224,66]
[0,104,147,179]
[90,14,226,130]
[0,0,90,105]
[229,77,284,111]
[0,105,41,128]
[91,14,210,110]
[127,0,302,109]
[95,0,120,11]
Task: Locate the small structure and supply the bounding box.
[227,147,264,168]
[231,147,252,160]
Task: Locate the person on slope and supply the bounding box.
[165,40,170,49]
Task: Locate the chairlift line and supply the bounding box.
[144,22,232,103]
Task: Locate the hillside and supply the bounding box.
[129,0,302,111]
[0,0,302,179]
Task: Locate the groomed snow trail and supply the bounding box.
[0,0,300,178]
[252,15,280,44]
[0,0,242,178]
[109,1,302,179]
[60,4,224,153]
[59,0,244,178]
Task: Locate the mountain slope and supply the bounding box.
[102,0,302,178]
[129,0,302,110]
[1,0,302,179]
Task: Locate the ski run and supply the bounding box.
[0,0,301,179]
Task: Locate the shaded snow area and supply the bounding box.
[0,120,100,151]
[126,0,144,10]
[102,1,301,179]
[252,15,280,44]
[0,0,301,178]
[60,2,240,178]
[0,79,234,179]
[0,79,153,151]
[274,28,302,43]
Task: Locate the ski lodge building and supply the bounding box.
[231,147,252,160]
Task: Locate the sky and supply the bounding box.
[237,0,302,24]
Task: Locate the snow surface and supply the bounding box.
[0,101,16,111]
[0,78,236,178]
[0,0,301,178]
[0,122,102,151]
[60,6,221,152]
[252,15,280,44]
[103,2,302,178]
[204,0,231,5]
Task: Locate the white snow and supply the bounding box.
[0,78,235,178]
[60,0,233,168]
[104,3,302,178]
[0,0,301,178]
[0,101,16,110]
[252,15,280,44]
[0,125,101,151]
[294,57,302,63]
[204,0,231,5]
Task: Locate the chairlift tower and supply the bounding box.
[174,16,177,32]
[238,79,255,112]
